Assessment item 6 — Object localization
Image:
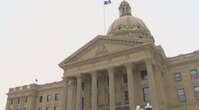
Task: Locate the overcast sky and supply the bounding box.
[0,0,199,109]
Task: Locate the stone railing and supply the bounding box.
[9,84,37,92]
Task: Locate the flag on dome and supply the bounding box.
[104,0,111,5]
[35,78,38,83]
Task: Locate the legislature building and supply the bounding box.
[5,1,199,110]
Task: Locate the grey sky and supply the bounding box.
[0,0,199,109]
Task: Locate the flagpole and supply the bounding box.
[103,0,111,34]
[103,2,106,34]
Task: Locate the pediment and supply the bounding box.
[60,37,144,66]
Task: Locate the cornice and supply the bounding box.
[8,81,63,95]
[166,51,199,67]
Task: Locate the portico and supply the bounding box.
[63,57,161,110]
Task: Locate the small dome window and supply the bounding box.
[118,26,122,30]
[138,36,143,38]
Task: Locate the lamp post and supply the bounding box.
[136,105,143,110]
[135,102,152,110]
[145,103,152,110]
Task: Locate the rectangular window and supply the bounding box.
[38,107,42,110]
[175,72,182,82]
[123,73,128,83]
[97,79,99,88]
[54,106,57,110]
[124,90,129,102]
[25,96,28,103]
[17,98,20,104]
[143,87,151,103]
[191,69,199,79]
[10,99,13,104]
[55,93,59,101]
[194,86,199,99]
[177,89,186,103]
[47,95,51,102]
[46,107,49,110]
[107,77,109,86]
[81,82,85,91]
[39,96,43,103]
[141,70,148,80]
[81,97,84,110]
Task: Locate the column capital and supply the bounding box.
[62,76,68,82]
[67,78,76,86]
[76,74,82,78]
[91,71,97,76]
[125,62,134,69]
[108,67,114,73]
[144,58,155,66]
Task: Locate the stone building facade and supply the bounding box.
[5,1,199,110]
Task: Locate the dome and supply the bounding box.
[107,16,150,34]
[107,1,150,35]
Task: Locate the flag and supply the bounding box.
[104,0,111,5]
[35,78,38,83]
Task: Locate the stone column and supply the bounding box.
[125,63,135,110]
[108,67,116,110]
[28,84,37,110]
[67,78,76,110]
[91,72,98,110]
[29,93,36,110]
[145,59,160,110]
[76,75,82,110]
[21,96,24,109]
[63,77,68,110]
[5,97,10,110]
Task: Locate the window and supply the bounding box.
[143,87,151,103]
[175,72,182,82]
[107,77,109,86]
[81,97,84,110]
[38,107,42,110]
[191,69,199,79]
[55,93,59,101]
[194,86,199,99]
[23,108,26,110]
[53,106,57,110]
[177,89,186,103]
[47,95,51,102]
[10,99,13,104]
[25,96,28,103]
[17,98,20,104]
[123,73,128,83]
[39,96,43,103]
[46,107,50,110]
[97,79,99,88]
[124,90,129,102]
[141,70,148,80]
[81,82,85,91]
[138,36,143,39]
